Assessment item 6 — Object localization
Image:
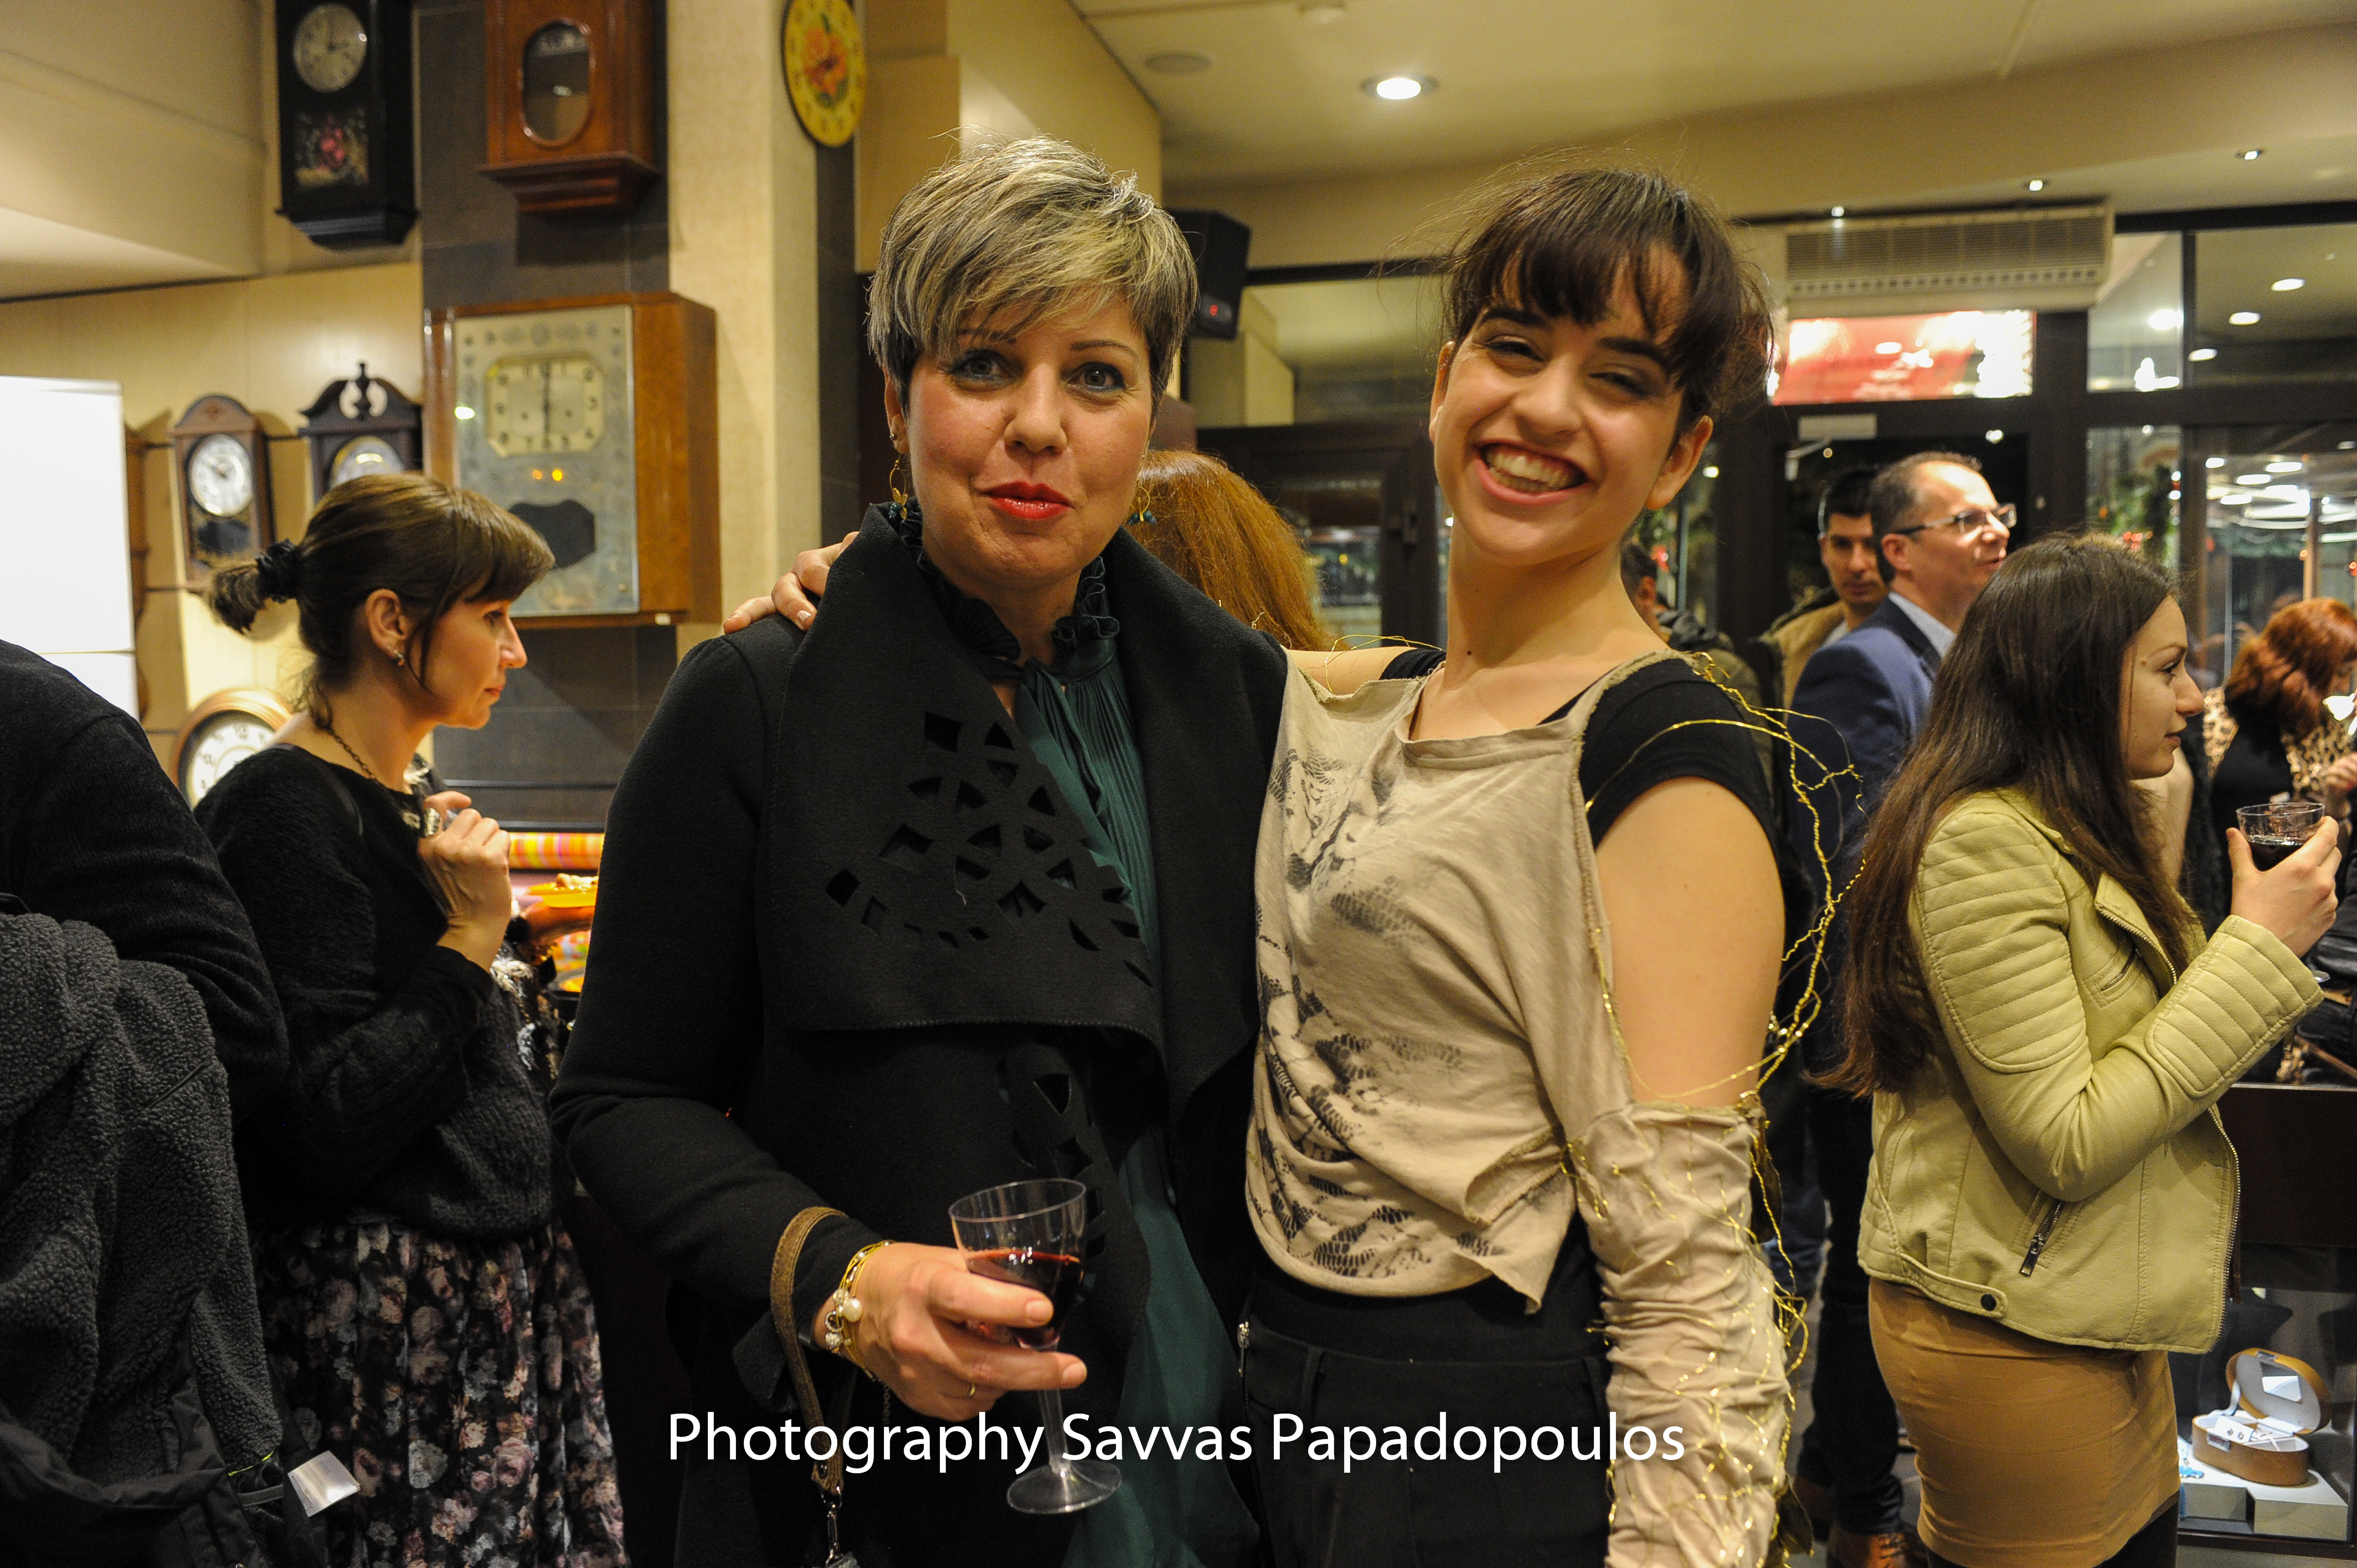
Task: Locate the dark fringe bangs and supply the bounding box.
[1441,166,1770,427]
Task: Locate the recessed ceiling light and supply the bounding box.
[1875,341,1903,354]
[2239,148,2265,161]
[2268,460,2304,472]
[2273,277,2307,291]
[2148,308,2181,331]
[1146,51,1212,74]
[1703,466,1719,478]
[2190,348,2219,360]
[1985,430,2005,443]
[1830,205,1846,218]
[2207,456,2227,467]
[2238,473,2271,485]
[2230,311,2262,325]
[2025,178,2046,192]
[1365,75,1432,100]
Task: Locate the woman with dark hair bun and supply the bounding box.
[2203,597,2357,847]
[1833,534,2338,1567]
[199,473,627,1567]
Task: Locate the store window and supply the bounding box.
[1773,311,2034,404]
[1274,474,1384,644]
[2191,224,2357,385]
[2204,431,2357,672]
[2088,234,2184,392]
[1633,446,1721,630]
[2085,425,2180,570]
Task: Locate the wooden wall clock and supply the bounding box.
[299,362,422,503]
[274,0,417,247]
[173,688,295,806]
[480,0,658,216]
[423,292,718,623]
[171,396,276,574]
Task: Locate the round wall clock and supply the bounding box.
[293,3,369,94]
[173,687,295,806]
[782,0,864,148]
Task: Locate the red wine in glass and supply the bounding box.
[948,1178,1120,1514]
[2248,835,2304,872]
[963,1248,1083,1350]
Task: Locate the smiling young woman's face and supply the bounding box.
[889,297,1156,613]
[1429,266,1711,575]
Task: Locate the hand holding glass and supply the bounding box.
[948,1178,1120,1514]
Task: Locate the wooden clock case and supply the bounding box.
[274,0,419,247]
[299,364,423,501]
[171,395,276,576]
[480,0,658,216]
[423,291,718,626]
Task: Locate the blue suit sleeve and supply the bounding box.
[1788,639,1913,888]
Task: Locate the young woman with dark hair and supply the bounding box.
[199,473,627,1567]
[1231,162,1790,1567]
[1832,534,2339,1568]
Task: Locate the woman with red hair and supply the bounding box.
[2205,599,2357,847]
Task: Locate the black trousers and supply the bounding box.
[1243,1322,1610,1568]
[1795,1086,1906,1534]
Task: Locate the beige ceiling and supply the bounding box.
[1083,0,2357,187]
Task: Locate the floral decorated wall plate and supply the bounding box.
[782,0,864,148]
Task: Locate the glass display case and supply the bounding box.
[2180,1085,2357,1554]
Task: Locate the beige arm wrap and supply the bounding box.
[1570,1100,1790,1568]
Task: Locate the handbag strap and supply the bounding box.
[772,1206,849,1505]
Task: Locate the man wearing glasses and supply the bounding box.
[1784,451,2010,1568]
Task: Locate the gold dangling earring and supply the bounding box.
[888,448,908,507]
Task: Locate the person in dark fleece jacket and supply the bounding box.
[0,639,285,1116]
[198,473,623,1568]
[0,910,279,1568]
[0,639,292,1567]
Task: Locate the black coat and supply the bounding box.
[551,512,1285,1566]
[0,641,285,1120]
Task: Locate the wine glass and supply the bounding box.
[2239,800,2325,871]
[947,1177,1121,1514]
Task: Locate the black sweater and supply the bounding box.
[0,639,285,1120]
[197,745,555,1241]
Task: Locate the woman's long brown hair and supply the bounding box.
[1130,448,1335,650]
[1825,534,2195,1097]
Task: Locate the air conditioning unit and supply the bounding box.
[1783,205,2112,316]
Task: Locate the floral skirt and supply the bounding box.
[255,1216,629,1568]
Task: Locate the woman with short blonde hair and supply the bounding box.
[556,138,1280,1567]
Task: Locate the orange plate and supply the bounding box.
[528,881,598,909]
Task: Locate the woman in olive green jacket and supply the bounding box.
[1830,535,2339,1568]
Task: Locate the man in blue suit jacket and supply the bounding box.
[1785,451,2011,1568]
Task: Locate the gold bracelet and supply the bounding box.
[820,1240,893,1375]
